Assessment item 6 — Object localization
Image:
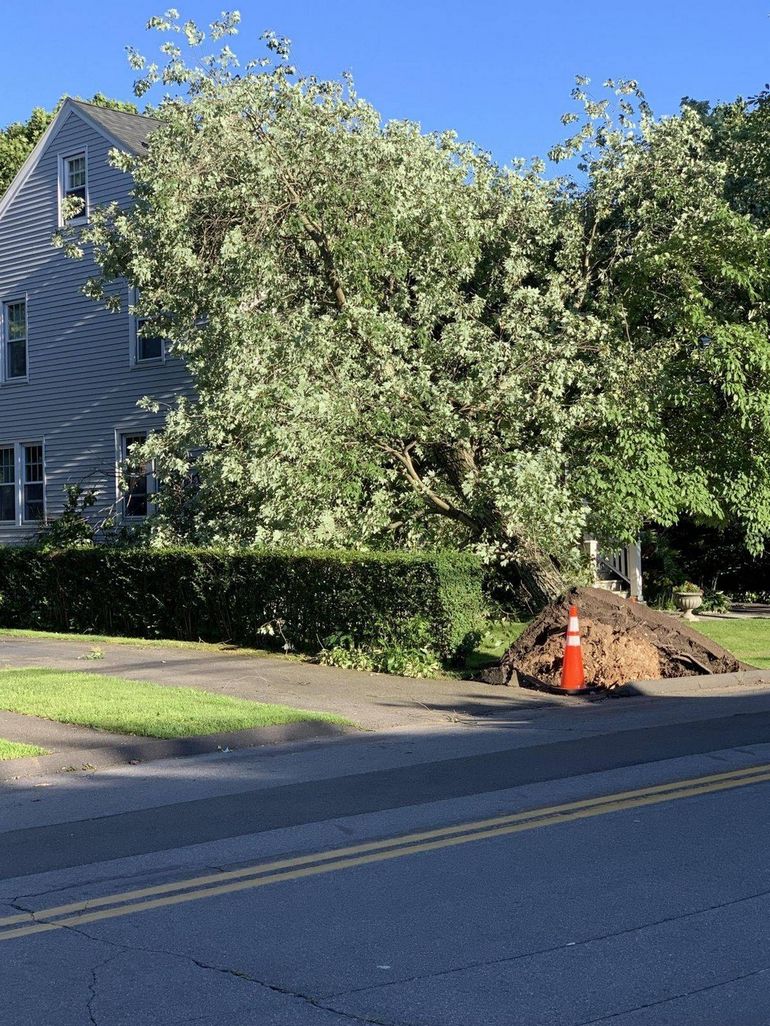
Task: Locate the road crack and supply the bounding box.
[48,921,414,1026]
[178,955,405,1025]
[86,951,121,1026]
[324,884,770,999]
[573,964,770,1023]
[4,899,120,1026]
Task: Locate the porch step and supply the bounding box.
[596,561,623,582]
[595,579,630,598]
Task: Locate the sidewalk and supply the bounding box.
[0,634,554,776]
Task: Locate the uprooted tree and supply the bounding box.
[59,11,770,608]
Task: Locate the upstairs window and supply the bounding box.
[130,289,166,364]
[4,299,27,380]
[135,317,165,363]
[61,152,88,223]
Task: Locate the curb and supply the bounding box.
[0,720,356,781]
[517,674,604,700]
[618,668,770,697]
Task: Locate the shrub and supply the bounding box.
[701,588,731,613]
[319,619,444,678]
[0,547,485,663]
[35,485,97,550]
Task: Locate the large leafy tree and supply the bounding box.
[0,94,137,196]
[64,13,770,606]
[555,81,770,558]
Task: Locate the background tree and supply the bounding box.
[63,13,770,608]
[556,81,770,559]
[630,89,770,586]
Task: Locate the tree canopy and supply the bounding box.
[62,12,770,605]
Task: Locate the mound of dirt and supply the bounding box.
[481,587,746,689]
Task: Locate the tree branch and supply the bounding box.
[379,442,481,534]
[249,116,347,311]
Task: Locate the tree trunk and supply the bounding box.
[515,555,566,611]
[391,442,567,609]
[498,537,567,612]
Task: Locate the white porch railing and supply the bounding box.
[585,537,644,601]
[602,548,630,584]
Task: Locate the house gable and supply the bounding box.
[0,98,156,226]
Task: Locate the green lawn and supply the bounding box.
[466,621,528,671]
[691,619,770,670]
[0,669,350,739]
[0,738,48,760]
[0,628,300,660]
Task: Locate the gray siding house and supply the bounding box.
[0,99,191,544]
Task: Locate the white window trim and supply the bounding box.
[115,429,157,520]
[128,288,166,367]
[57,147,89,227]
[0,440,46,527]
[21,440,46,525]
[0,295,29,384]
[0,443,16,525]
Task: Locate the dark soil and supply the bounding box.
[480,587,747,689]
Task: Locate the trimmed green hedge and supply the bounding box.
[0,547,485,662]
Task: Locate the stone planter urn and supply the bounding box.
[674,589,703,620]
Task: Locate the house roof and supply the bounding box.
[68,100,162,155]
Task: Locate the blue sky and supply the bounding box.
[3,1,770,163]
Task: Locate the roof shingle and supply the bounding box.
[70,100,162,155]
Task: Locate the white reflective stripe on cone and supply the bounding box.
[566,635,581,646]
[567,617,580,632]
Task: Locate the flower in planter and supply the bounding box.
[673,582,704,620]
[676,581,703,594]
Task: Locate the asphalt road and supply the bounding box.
[3,700,770,1024]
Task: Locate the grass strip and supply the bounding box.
[0,738,48,760]
[0,669,350,739]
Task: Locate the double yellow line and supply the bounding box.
[3,760,770,943]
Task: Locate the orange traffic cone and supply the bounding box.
[560,604,588,692]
